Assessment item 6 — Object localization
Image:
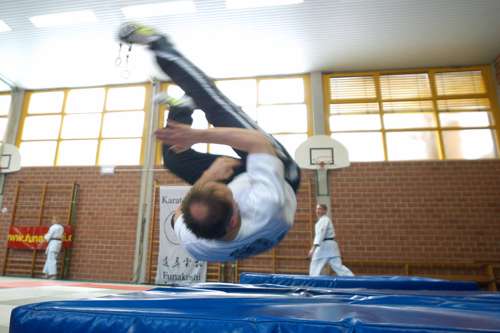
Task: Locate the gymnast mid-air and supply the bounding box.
[118,22,301,262]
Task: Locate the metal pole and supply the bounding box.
[309,71,331,206]
[132,79,160,283]
[0,73,16,89]
[310,71,326,135]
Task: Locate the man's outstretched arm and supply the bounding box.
[155,121,276,155]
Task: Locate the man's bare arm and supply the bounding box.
[195,127,275,155]
[171,157,240,228]
[158,121,276,228]
[155,121,275,155]
[172,206,182,228]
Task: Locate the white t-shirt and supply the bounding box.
[174,153,297,262]
[311,215,340,260]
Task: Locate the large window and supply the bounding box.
[325,67,499,161]
[160,75,310,160]
[19,77,310,167]
[18,85,148,166]
[0,93,11,141]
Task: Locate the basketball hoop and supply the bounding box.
[0,143,21,174]
[315,159,330,196]
[294,135,351,196]
[294,135,349,171]
[313,154,333,172]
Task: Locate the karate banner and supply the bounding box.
[7,226,73,250]
[155,186,207,284]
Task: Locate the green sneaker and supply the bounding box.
[154,93,197,110]
[117,22,162,45]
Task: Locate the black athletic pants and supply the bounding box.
[150,37,301,192]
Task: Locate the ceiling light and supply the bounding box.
[0,20,11,32]
[226,0,303,9]
[121,1,196,18]
[30,10,97,28]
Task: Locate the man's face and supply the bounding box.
[316,205,326,218]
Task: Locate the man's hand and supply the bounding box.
[187,157,241,201]
[308,246,316,258]
[154,121,199,152]
[158,124,276,156]
[172,206,182,229]
[203,157,241,182]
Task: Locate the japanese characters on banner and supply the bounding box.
[156,186,207,284]
[7,226,73,250]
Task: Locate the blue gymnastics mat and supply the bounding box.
[10,281,500,333]
[239,273,480,290]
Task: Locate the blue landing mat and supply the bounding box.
[10,282,500,333]
[240,273,480,290]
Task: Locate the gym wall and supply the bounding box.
[0,160,498,282]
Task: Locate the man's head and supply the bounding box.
[316,204,328,218]
[181,181,238,240]
[51,216,58,225]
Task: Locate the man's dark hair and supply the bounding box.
[318,204,328,211]
[181,185,233,240]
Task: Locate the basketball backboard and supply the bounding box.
[294,135,350,170]
[0,143,21,173]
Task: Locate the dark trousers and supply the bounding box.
[150,37,301,192]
